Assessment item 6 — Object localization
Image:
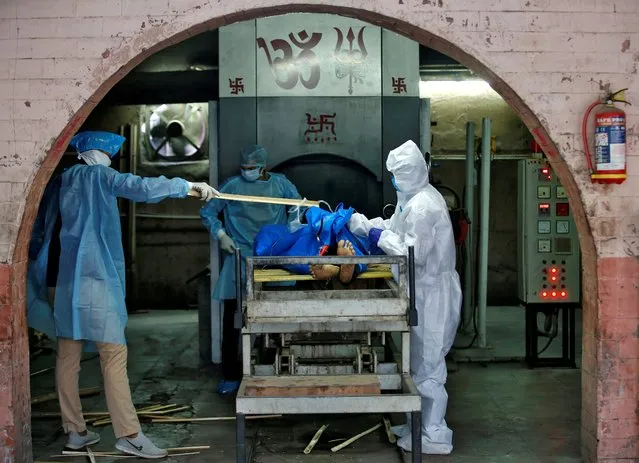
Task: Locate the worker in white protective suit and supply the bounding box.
[348,140,461,455]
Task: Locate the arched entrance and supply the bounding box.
[5,3,602,462]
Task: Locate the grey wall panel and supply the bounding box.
[218,98,257,182]
[256,97,383,180]
[381,97,420,206]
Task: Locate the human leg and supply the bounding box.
[309,264,340,280]
[397,359,453,455]
[56,337,101,448]
[336,240,356,284]
[217,299,241,395]
[96,342,168,459]
[95,342,140,438]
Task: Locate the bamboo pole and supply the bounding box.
[383,417,397,444]
[330,423,382,453]
[303,424,328,454]
[152,414,281,423]
[166,446,210,452]
[31,387,101,405]
[86,446,97,463]
[57,451,200,458]
[188,190,320,208]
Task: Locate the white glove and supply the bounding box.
[217,230,237,254]
[189,182,219,202]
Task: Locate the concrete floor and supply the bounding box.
[30,310,581,462]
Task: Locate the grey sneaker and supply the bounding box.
[115,431,168,459]
[66,430,101,449]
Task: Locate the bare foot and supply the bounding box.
[337,240,356,284]
[310,264,340,281]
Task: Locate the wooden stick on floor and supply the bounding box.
[31,387,102,405]
[330,423,382,453]
[165,446,210,452]
[54,453,135,459]
[86,446,97,463]
[383,417,397,444]
[151,414,281,423]
[304,424,329,454]
[57,450,201,458]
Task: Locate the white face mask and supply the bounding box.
[241,168,262,182]
[78,149,111,167]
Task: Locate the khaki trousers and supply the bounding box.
[56,337,140,438]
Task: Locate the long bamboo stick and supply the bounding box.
[31,387,101,405]
[166,446,210,452]
[188,190,320,208]
[152,414,281,423]
[58,450,200,458]
[330,423,382,453]
[34,407,186,420]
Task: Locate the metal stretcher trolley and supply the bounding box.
[234,247,422,462]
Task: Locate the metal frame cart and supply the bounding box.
[234,248,423,462]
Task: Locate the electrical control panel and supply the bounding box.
[517,160,581,304]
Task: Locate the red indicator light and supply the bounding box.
[550,276,557,282]
[538,203,551,215]
[556,202,569,216]
[541,291,548,297]
[539,167,552,180]
[551,291,557,297]
[560,291,567,297]
[550,268,558,274]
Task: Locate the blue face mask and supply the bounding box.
[241,168,262,182]
[391,176,400,192]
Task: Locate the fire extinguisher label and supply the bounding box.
[595,115,626,171]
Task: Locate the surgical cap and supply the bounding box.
[241,145,267,167]
[70,131,126,157]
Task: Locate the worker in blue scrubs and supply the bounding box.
[28,131,216,459]
[200,144,303,395]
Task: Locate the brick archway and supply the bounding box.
[2,2,628,462]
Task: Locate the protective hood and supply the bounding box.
[241,144,267,167]
[70,131,125,158]
[386,140,430,199]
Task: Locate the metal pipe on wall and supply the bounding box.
[208,101,222,365]
[462,121,475,332]
[128,125,138,309]
[477,118,492,348]
[419,98,431,156]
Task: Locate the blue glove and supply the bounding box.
[369,228,383,246]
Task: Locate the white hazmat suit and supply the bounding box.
[349,140,461,454]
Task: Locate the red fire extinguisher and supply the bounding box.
[582,88,631,184]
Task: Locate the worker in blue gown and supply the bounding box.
[27,131,217,459]
[200,144,303,395]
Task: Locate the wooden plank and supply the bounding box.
[253,265,393,283]
[31,387,101,405]
[244,375,381,397]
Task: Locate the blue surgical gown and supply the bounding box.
[26,176,61,341]
[55,164,190,345]
[200,173,301,300]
